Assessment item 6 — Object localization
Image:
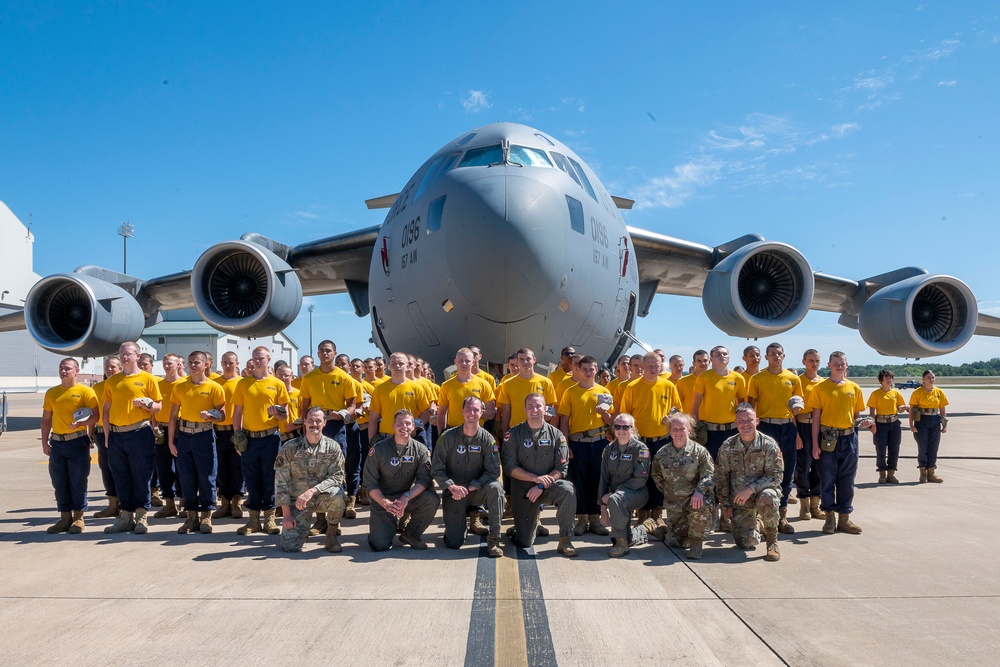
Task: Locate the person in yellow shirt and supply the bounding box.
[300,341,359,448]
[469,346,498,396]
[212,351,245,520]
[795,349,825,521]
[368,352,431,442]
[372,356,388,384]
[554,355,582,404]
[741,345,761,384]
[437,348,496,431]
[275,362,302,442]
[605,355,631,409]
[291,354,315,390]
[41,358,99,534]
[168,351,226,534]
[152,353,184,520]
[497,347,557,434]
[692,346,748,461]
[747,343,804,534]
[232,346,289,536]
[676,350,709,414]
[666,355,684,384]
[807,351,871,535]
[866,369,908,484]
[909,370,949,483]
[558,355,614,537]
[350,358,377,507]
[548,346,576,388]
[91,355,122,519]
[101,341,163,535]
[498,354,519,386]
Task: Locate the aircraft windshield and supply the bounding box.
[509,145,552,167]
[458,145,503,167]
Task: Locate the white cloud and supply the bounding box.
[831,122,860,138]
[632,160,723,210]
[461,90,491,113]
[937,79,958,87]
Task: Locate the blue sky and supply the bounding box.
[2,3,998,367]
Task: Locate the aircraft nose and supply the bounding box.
[441,169,566,322]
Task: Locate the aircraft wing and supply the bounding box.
[975,313,1000,336]
[0,309,26,333]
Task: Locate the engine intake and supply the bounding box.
[703,241,814,337]
[192,240,302,336]
[25,273,145,356]
[859,275,977,357]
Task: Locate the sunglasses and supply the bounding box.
[613,424,632,431]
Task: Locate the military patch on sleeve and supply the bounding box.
[638,450,649,458]
[274,454,286,467]
[504,431,511,441]
[368,447,375,457]
[493,445,499,453]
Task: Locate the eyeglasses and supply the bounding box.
[613,424,632,431]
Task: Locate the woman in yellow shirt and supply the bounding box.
[866,370,908,484]
[909,371,949,483]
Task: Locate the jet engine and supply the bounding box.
[191,240,302,336]
[859,274,977,358]
[24,273,145,356]
[702,241,814,338]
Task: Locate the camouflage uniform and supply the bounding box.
[715,431,783,547]
[651,439,715,543]
[431,425,505,547]
[274,434,347,552]
[363,436,440,551]
[598,437,651,544]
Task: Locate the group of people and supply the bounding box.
[40,339,950,562]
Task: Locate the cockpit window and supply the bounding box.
[509,145,553,167]
[456,133,477,146]
[458,144,503,167]
[552,151,598,202]
[568,156,597,201]
[414,152,460,201]
[551,152,582,186]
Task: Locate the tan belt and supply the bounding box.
[214,424,234,432]
[920,408,941,416]
[760,417,793,425]
[247,427,279,439]
[823,426,855,437]
[876,415,899,423]
[704,421,735,431]
[179,420,213,434]
[281,429,301,442]
[110,420,151,433]
[796,414,813,423]
[94,426,105,435]
[570,427,606,441]
[50,431,88,442]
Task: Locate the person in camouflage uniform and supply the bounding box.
[598,413,653,558]
[274,406,347,553]
[715,403,783,562]
[650,412,715,560]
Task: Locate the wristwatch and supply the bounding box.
[404,490,412,499]
[537,483,545,490]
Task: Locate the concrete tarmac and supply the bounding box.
[1,389,997,666]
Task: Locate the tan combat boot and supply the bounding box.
[178,512,200,534]
[309,513,328,537]
[262,509,280,535]
[837,512,862,534]
[177,498,188,519]
[154,497,178,519]
[918,467,928,483]
[588,514,610,536]
[764,536,781,562]
[211,497,230,519]
[809,497,826,520]
[642,518,666,542]
[788,494,797,505]
[926,467,943,483]
[686,540,704,560]
[778,507,795,534]
[68,510,86,534]
[798,497,811,520]
[199,511,213,534]
[574,514,588,536]
[150,486,164,507]
[104,510,135,534]
[344,495,357,520]
[133,508,149,534]
[230,496,244,519]
[469,512,489,536]
[237,509,261,535]
[886,469,899,484]
[93,496,119,519]
[878,470,887,484]
[486,535,503,558]
[325,516,343,553]
[608,537,630,558]
[651,507,667,529]
[357,488,370,506]
[822,510,837,534]
[557,536,578,558]
[47,512,72,534]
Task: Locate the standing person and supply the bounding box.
[41,358,100,534]
[548,346,576,388]
[867,370,908,484]
[558,355,614,537]
[232,346,289,536]
[372,356,388,385]
[910,370,949,484]
[275,364,302,443]
[437,348,496,433]
[605,355,631,409]
[432,397,505,557]
[650,412,715,560]
[795,349,826,522]
[101,341,163,535]
[676,350,709,414]
[502,393,578,557]
[152,353,184,520]
[618,351,682,524]
[553,354,582,404]
[368,352,431,444]
[666,355,685,384]
[808,351,871,535]
[349,357,376,506]
[91,355,122,519]
[291,355,315,390]
[747,343,803,534]
[741,346,761,384]
[716,404,783,561]
[212,352,245,520]
[363,410,440,551]
[598,413,654,558]
[168,351,226,534]
[496,348,557,434]
[275,406,348,553]
[468,345,498,396]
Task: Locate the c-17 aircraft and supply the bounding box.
[2,122,998,372]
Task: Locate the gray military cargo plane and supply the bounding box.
[2,122,998,372]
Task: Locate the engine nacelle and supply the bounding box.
[24,273,145,356]
[703,241,814,337]
[191,240,302,336]
[859,275,977,357]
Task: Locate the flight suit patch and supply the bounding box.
[610,452,618,460]
[622,454,632,461]
[390,457,400,466]
[469,445,481,452]
[457,445,466,454]
[401,455,414,463]
[538,439,551,447]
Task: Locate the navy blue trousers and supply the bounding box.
[758,421,797,507]
[176,429,218,512]
[819,433,858,514]
[108,426,156,512]
[241,433,280,510]
[49,434,91,511]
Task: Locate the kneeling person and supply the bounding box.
[599,413,653,558]
[432,397,505,557]
[275,407,348,552]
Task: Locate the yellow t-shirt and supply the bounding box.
[155,377,184,424]
[549,367,569,388]
[291,376,303,390]
[282,387,301,434]
[619,377,681,439]
[747,370,803,419]
[867,388,907,415]
[44,383,99,435]
[172,378,226,423]
[476,370,498,393]
[675,374,698,414]
[496,374,557,428]
[233,375,289,432]
[806,379,865,429]
[909,386,949,410]
[216,376,242,426]
[299,367,361,411]
[555,376,577,403]
[102,371,162,427]
[438,375,495,428]
[418,377,441,403]
[799,374,822,412]
[606,377,627,408]
[558,383,611,434]
[354,379,375,426]
[370,379,430,435]
[693,370,747,424]
[371,375,390,388]
[92,379,109,428]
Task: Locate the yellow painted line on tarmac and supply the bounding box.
[494,552,528,667]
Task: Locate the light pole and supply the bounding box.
[307,304,315,354]
[117,221,135,274]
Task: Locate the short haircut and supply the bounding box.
[802,348,819,359]
[735,402,757,418]
[693,349,708,360]
[273,359,289,371]
[765,342,783,354]
[59,357,79,369]
[462,396,485,410]
[523,392,545,406]
[318,340,336,351]
[188,351,208,363]
[878,369,895,382]
[393,408,414,423]
[579,355,598,367]
[304,406,326,420]
[710,345,728,357]
[743,345,760,355]
[829,351,847,362]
